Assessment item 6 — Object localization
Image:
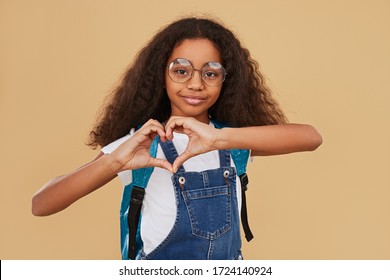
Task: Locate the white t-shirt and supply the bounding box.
[102,124,245,254]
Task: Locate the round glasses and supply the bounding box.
[167,58,226,87]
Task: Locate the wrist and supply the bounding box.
[102,153,124,174]
[213,127,231,150]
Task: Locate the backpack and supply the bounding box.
[119,122,254,260]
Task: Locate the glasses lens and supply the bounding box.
[201,62,226,86]
[168,58,226,86]
[168,58,193,83]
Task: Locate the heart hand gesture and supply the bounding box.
[111,117,220,174]
[165,116,219,173]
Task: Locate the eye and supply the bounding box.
[203,71,217,79]
[169,63,191,75]
[176,69,188,75]
[202,62,224,81]
[202,68,222,80]
[170,67,191,80]
[169,58,192,77]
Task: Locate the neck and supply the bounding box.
[196,114,210,124]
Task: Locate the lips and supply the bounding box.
[181,95,207,105]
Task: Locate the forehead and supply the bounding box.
[168,39,222,65]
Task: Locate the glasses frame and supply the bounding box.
[167,58,227,87]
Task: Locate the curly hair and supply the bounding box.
[88,17,287,148]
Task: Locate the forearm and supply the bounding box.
[32,153,121,216]
[214,124,322,156]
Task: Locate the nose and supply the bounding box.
[186,69,204,90]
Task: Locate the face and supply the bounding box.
[165,39,223,123]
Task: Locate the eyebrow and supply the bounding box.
[171,57,223,68]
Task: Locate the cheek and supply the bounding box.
[165,81,178,97]
[211,88,222,101]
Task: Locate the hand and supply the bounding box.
[110,119,173,173]
[165,116,219,172]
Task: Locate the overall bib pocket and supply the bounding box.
[182,184,232,239]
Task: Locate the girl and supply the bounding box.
[32,17,322,260]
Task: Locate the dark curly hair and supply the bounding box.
[88,17,287,148]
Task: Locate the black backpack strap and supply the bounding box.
[127,186,145,259]
[239,173,254,242]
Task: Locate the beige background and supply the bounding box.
[1,0,389,259]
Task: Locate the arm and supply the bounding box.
[32,152,120,216]
[32,119,172,216]
[165,117,322,172]
[215,124,323,156]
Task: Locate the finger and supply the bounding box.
[144,118,164,127]
[142,119,165,132]
[147,158,173,173]
[140,124,167,141]
[165,117,191,140]
[151,126,167,142]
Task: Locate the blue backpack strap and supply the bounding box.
[230,149,250,175]
[212,120,254,241]
[119,136,159,260]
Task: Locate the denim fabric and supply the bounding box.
[140,140,242,260]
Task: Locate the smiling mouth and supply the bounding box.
[182,96,207,105]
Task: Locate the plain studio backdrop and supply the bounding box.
[1,0,389,259]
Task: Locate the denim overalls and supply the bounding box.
[139,139,242,260]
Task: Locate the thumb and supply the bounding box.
[172,150,194,173]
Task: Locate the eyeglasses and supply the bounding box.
[167,58,227,87]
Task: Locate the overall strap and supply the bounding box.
[159,140,186,173]
[218,148,231,168]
